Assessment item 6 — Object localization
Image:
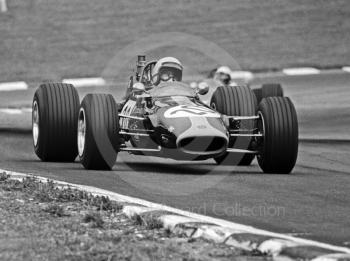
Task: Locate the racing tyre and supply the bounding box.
[78,94,120,170]
[32,83,79,162]
[262,83,283,98]
[252,88,262,105]
[211,86,257,166]
[258,97,298,173]
[254,83,283,105]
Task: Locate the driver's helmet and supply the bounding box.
[151,57,183,86]
[215,66,232,85]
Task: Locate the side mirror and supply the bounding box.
[197,82,209,95]
[132,82,146,92]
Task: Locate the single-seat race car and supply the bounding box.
[32,55,298,173]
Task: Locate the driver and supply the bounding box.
[120,57,183,106]
[151,57,183,86]
[214,66,232,86]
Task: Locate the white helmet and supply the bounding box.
[215,66,232,85]
[216,66,231,75]
[151,57,183,85]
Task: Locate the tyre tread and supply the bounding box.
[258,97,298,173]
[79,94,119,170]
[33,83,79,162]
[211,86,257,166]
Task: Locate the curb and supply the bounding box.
[122,206,350,260]
[1,169,349,261]
[0,67,350,91]
[0,81,28,91]
[62,77,106,88]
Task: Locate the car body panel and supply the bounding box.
[119,82,229,160]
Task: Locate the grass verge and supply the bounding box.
[0,173,267,260]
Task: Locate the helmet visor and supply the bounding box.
[159,66,182,81]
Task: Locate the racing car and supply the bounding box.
[32,55,298,173]
[197,66,284,108]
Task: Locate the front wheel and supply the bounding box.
[257,97,298,173]
[32,83,80,162]
[78,94,120,170]
[210,85,257,166]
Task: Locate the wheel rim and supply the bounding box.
[32,101,39,147]
[257,111,265,160]
[77,108,86,157]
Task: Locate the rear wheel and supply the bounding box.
[252,88,262,106]
[78,94,120,170]
[262,83,283,98]
[257,97,298,173]
[254,83,283,105]
[32,83,79,162]
[210,86,257,166]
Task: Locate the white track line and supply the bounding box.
[230,71,254,80]
[0,81,28,91]
[0,67,348,93]
[0,108,32,114]
[0,109,23,114]
[282,67,320,75]
[0,0,8,13]
[1,168,349,254]
[21,108,32,113]
[62,77,106,88]
[311,253,350,261]
[342,67,350,73]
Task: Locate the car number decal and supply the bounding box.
[164,105,220,118]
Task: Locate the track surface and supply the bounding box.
[1,134,349,246]
[0,73,349,246]
[1,71,350,139]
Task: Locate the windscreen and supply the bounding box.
[149,82,195,97]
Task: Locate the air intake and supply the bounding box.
[178,136,227,155]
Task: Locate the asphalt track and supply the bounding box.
[0,72,349,247]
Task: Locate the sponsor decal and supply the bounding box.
[164,105,220,118]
